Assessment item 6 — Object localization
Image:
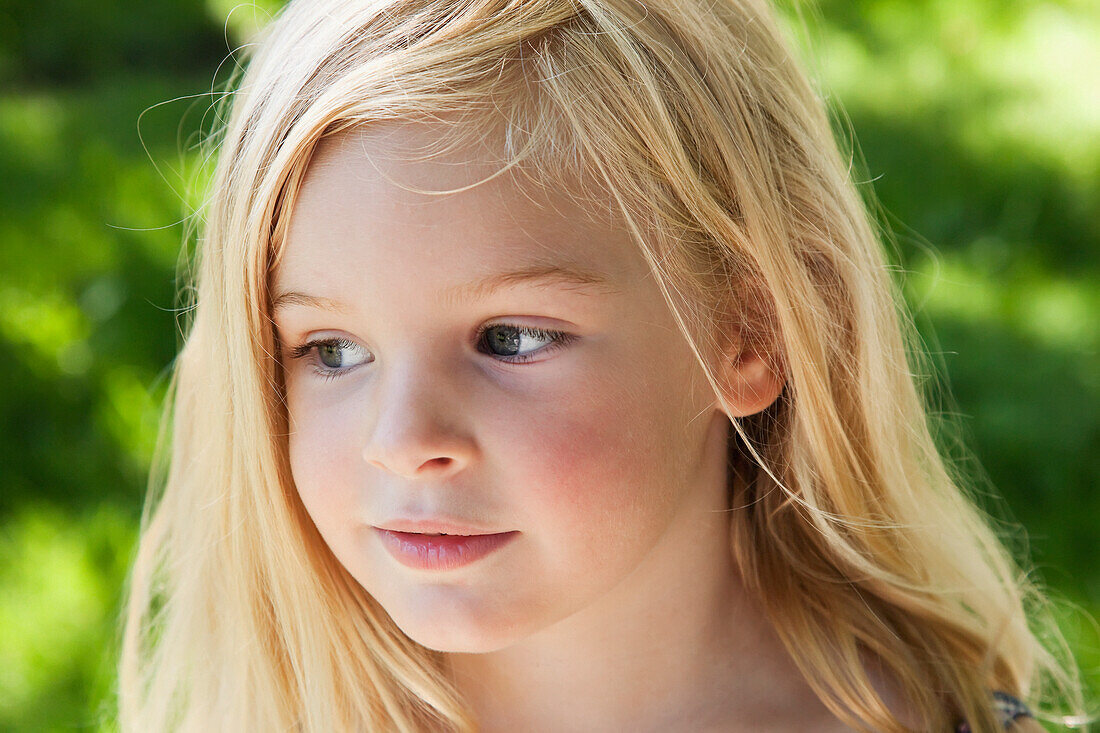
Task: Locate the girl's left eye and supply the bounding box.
[476,323,576,363]
[284,323,575,381]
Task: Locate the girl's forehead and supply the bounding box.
[309,121,504,194]
[276,122,652,291]
[306,120,615,227]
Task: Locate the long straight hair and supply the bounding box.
[118,0,1087,730]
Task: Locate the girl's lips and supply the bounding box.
[374,528,519,571]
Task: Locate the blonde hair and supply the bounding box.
[118,0,1088,730]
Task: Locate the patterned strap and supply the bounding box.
[954,690,1033,732]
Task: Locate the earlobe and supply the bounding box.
[718,346,785,418]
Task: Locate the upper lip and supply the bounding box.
[375,518,511,536]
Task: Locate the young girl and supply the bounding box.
[118,0,1091,730]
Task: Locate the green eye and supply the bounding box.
[288,337,372,379]
[477,324,575,363]
[317,341,350,368]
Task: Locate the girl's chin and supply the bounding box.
[380,599,534,653]
[400,624,526,654]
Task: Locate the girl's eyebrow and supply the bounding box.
[445,263,618,303]
[272,262,619,314]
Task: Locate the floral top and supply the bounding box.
[955,691,1034,732]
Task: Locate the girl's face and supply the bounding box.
[273,122,733,652]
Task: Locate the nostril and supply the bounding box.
[366,456,453,477]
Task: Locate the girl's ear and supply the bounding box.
[716,341,786,418]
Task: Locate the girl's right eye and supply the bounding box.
[286,338,372,380]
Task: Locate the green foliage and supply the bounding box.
[1,0,1096,729]
[0,0,226,86]
[0,70,206,729]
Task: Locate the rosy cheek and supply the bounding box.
[507,378,647,536]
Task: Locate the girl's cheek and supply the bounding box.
[287,403,361,518]
[508,377,649,531]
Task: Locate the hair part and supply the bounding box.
[119,0,1087,730]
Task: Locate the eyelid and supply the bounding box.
[286,336,365,362]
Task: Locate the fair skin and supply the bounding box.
[271,120,874,731]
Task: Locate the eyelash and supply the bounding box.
[285,323,577,381]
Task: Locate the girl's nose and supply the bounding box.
[360,362,476,481]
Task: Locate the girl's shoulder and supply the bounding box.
[955,690,1037,732]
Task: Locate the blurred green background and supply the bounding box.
[0,0,1096,729]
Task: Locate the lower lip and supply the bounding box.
[374,528,519,571]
